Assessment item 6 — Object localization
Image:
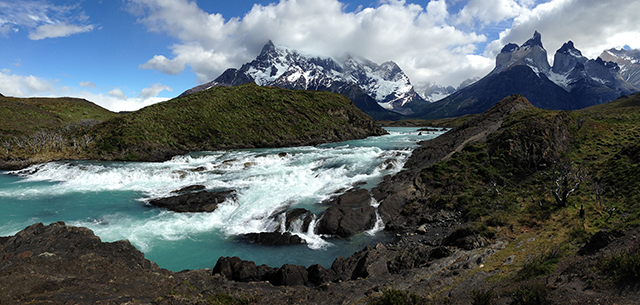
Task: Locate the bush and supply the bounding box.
[509,282,550,305]
[600,246,640,284]
[516,246,561,281]
[368,289,428,305]
[471,288,494,305]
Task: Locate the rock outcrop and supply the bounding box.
[0,222,176,304]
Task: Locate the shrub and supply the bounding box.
[368,289,428,305]
[600,245,640,284]
[509,282,550,305]
[471,288,494,305]
[516,246,561,281]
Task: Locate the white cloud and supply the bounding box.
[129,0,490,87]
[456,0,524,26]
[108,88,127,99]
[0,1,95,40]
[29,23,94,40]
[139,83,173,99]
[0,69,54,96]
[79,81,97,88]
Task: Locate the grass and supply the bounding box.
[368,289,429,305]
[413,92,640,296]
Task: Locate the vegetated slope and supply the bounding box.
[0,96,118,169]
[0,96,117,137]
[89,83,387,161]
[372,92,640,303]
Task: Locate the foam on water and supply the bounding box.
[1,127,447,269]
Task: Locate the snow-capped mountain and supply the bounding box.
[416,32,639,119]
[179,41,426,119]
[413,82,456,102]
[599,48,640,88]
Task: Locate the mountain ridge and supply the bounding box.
[419,31,639,119]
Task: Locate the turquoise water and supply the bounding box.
[0,127,445,271]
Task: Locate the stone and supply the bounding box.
[241,232,305,246]
[148,190,236,213]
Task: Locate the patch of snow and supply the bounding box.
[548,71,571,91]
[527,64,542,77]
[591,76,607,84]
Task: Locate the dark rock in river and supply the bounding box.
[316,205,376,237]
[242,232,305,246]
[315,187,377,238]
[212,256,275,282]
[171,184,206,193]
[324,188,372,208]
[148,189,236,212]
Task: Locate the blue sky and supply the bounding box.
[1,0,639,111]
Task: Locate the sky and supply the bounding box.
[1,0,639,112]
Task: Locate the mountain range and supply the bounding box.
[182,33,640,120]
[179,41,430,120]
[417,31,640,119]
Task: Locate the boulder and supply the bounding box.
[324,188,372,208]
[171,185,206,193]
[315,205,376,237]
[148,190,236,213]
[212,256,275,282]
[270,264,310,286]
[241,232,305,246]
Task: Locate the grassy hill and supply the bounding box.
[0,84,385,168]
[389,92,640,303]
[0,96,117,137]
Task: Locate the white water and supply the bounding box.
[0,127,446,269]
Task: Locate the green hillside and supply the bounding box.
[90,83,385,161]
[0,96,117,137]
[1,84,385,168]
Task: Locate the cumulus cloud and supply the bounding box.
[0,0,95,40]
[79,81,97,88]
[0,69,55,96]
[128,0,490,87]
[108,88,127,99]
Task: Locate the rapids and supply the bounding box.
[0,127,445,270]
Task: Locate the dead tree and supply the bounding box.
[546,161,586,207]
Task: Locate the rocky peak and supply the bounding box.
[522,30,543,49]
[501,43,519,54]
[552,40,588,74]
[493,31,550,75]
